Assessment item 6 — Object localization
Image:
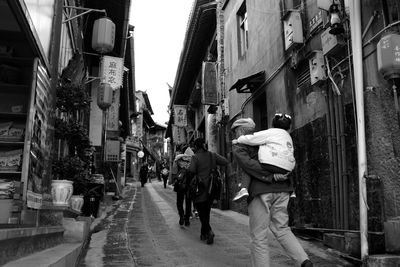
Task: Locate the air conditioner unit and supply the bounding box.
[283,11,304,51]
[309,51,327,85]
[321,27,345,56]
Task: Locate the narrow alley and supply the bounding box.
[78,179,353,267]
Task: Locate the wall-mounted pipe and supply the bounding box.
[349,0,369,260]
[392,83,400,128]
[326,85,337,229]
[329,88,340,228]
[338,94,349,229]
[334,94,344,229]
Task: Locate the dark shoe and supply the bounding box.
[179,217,184,226]
[301,259,313,267]
[184,218,190,226]
[206,231,214,245]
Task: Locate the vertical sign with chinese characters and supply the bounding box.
[100,56,124,90]
[172,125,186,145]
[107,88,120,131]
[173,105,187,127]
[202,61,218,105]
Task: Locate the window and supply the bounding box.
[237,2,248,57]
[253,92,268,131]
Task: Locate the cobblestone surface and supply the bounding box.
[79,180,355,267]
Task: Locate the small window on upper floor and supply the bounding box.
[237,1,248,57]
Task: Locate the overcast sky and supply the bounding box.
[130,0,194,125]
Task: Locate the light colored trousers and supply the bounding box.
[248,192,309,267]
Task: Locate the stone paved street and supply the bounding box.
[78,180,354,267]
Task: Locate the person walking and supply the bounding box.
[188,138,228,245]
[139,162,148,187]
[161,160,169,189]
[232,114,296,201]
[231,115,313,267]
[172,148,193,226]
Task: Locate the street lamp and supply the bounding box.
[329,3,345,35]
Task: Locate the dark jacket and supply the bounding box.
[232,143,293,198]
[189,150,228,203]
[139,165,148,181]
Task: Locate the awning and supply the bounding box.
[229,71,266,94]
[142,144,156,161]
[126,141,140,153]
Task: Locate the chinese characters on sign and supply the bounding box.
[100,56,124,90]
[172,125,186,145]
[309,10,323,33]
[173,105,187,127]
[202,61,218,105]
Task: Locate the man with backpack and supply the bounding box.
[172,147,194,226]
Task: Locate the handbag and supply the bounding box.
[208,152,222,200]
[173,168,187,192]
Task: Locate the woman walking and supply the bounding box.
[172,147,194,226]
[188,138,228,244]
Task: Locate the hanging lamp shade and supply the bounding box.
[97,82,113,110]
[377,32,400,80]
[92,17,115,54]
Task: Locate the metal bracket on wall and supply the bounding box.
[62,6,107,24]
[86,76,102,84]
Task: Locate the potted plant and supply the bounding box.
[51,80,92,209]
[51,155,90,208]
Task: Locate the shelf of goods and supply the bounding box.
[0,56,33,225]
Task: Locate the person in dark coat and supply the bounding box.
[139,162,148,187]
[160,160,169,189]
[188,138,228,245]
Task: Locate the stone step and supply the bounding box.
[3,242,83,267]
[0,226,65,265]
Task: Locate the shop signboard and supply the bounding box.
[202,61,218,105]
[26,59,53,209]
[172,125,186,145]
[173,105,187,127]
[27,190,42,209]
[107,88,120,131]
[100,56,124,90]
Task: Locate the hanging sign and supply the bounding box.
[202,61,218,105]
[172,125,186,145]
[173,105,187,127]
[100,56,124,90]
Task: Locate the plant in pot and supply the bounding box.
[51,81,92,210]
[51,155,90,210]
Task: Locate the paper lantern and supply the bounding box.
[97,83,113,110]
[92,17,115,54]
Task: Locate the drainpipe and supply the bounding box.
[329,88,340,228]
[349,0,369,261]
[338,94,349,229]
[334,94,344,228]
[326,86,337,228]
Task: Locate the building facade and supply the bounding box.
[168,0,400,258]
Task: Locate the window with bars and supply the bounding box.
[237,1,248,57]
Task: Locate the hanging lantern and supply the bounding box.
[92,17,115,54]
[328,4,344,35]
[377,32,400,80]
[97,83,113,110]
[137,151,144,158]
